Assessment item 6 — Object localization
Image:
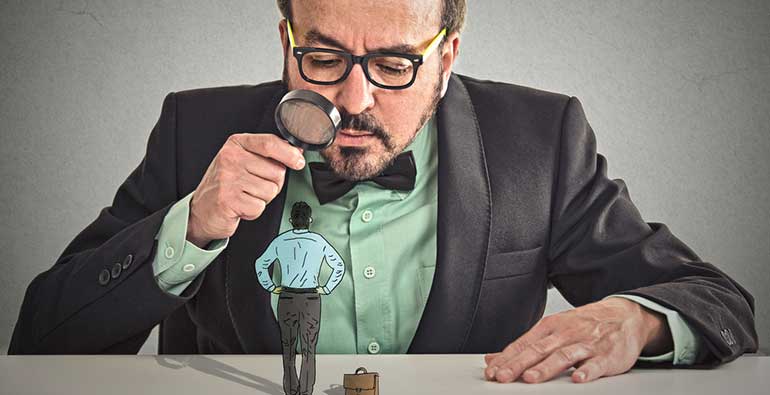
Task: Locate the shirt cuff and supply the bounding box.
[152,191,229,295]
[605,294,702,365]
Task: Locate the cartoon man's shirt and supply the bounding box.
[255,229,345,294]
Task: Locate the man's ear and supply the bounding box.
[439,31,461,97]
[278,19,290,58]
[309,217,313,224]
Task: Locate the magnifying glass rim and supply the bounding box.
[275,89,341,150]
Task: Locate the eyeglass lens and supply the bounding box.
[300,51,415,87]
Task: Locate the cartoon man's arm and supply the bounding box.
[319,238,345,294]
[254,238,281,293]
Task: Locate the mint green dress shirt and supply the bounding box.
[151,115,700,363]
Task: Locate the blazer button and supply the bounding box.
[122,254,133,269]
[98,269,111,285]
[111,262,123,278]
[720,328,736,346]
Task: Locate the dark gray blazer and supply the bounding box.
[9,73,757,366]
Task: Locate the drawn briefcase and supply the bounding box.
[343,367,379,395]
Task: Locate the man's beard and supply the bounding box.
[283,59,444,181]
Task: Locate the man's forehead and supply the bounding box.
[291,0,442,52]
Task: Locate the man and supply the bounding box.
[9,0,757,386]
[255,201,345,395]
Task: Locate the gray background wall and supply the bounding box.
[1,0,768,355]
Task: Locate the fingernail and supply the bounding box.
[575,371,586,382]
[296,156,305,168]
[496,368,513,382]
[524,370,540,381]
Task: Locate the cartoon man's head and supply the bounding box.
[290,201,313,229]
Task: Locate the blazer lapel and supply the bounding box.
[225,83,288,353]
[408,73,493,353]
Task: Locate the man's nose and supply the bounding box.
[334,64,375,115]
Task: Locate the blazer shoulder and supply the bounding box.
[172,80,285,111]
[456,74,572,113]
[166,80,285,144]
[453,74,574,149]
[162,80,287,195]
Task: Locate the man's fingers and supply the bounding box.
[236,172,281,203]
[231,133,305,170]
[485,338,529,375]
[487,317,553,368]
[483,352,501,364]
[490,333,570,383]
[244,154,288,186]
[571,357,607,383]
[521,343,594,383]
[230,191,267,221]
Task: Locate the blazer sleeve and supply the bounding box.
[545,96,758,367]
[8,91,206,354]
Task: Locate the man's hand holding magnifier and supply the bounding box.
[187,89,339,249]
[186,133,305,248]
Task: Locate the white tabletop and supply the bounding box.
[1,354,768,395]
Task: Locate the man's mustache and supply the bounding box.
[338,110,394,150]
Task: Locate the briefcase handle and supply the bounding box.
[355,367,367,375]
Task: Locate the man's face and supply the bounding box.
[280,0,454,181]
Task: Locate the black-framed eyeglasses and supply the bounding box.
[287,20,446,90]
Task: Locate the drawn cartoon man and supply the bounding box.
[255,201,345,395]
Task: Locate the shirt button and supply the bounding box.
[164,245,175,259]
[182,263,196,272]
[361,210,373,223]
[367,341,380,354]
[363,266,376,279]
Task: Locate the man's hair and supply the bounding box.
[290,201,312,229]
[276,0,466,35]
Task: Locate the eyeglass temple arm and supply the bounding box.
[421,28,447,57]
[286,19,297,48]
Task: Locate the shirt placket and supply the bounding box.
[349,185,390,354]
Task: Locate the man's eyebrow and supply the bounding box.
[304,29,418,54]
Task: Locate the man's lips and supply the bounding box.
[339,129,374,137]
[335,129,375,146]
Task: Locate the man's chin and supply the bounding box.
[322,141,371,160]
[320,144,392,181]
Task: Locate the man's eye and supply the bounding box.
[310,58,342,68]
[375,63,410,76]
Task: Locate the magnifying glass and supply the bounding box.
[275,89,342,150]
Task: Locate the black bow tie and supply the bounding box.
[309,151,417,204]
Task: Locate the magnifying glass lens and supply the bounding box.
[275,89,341,150]
[277,100,336,145]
